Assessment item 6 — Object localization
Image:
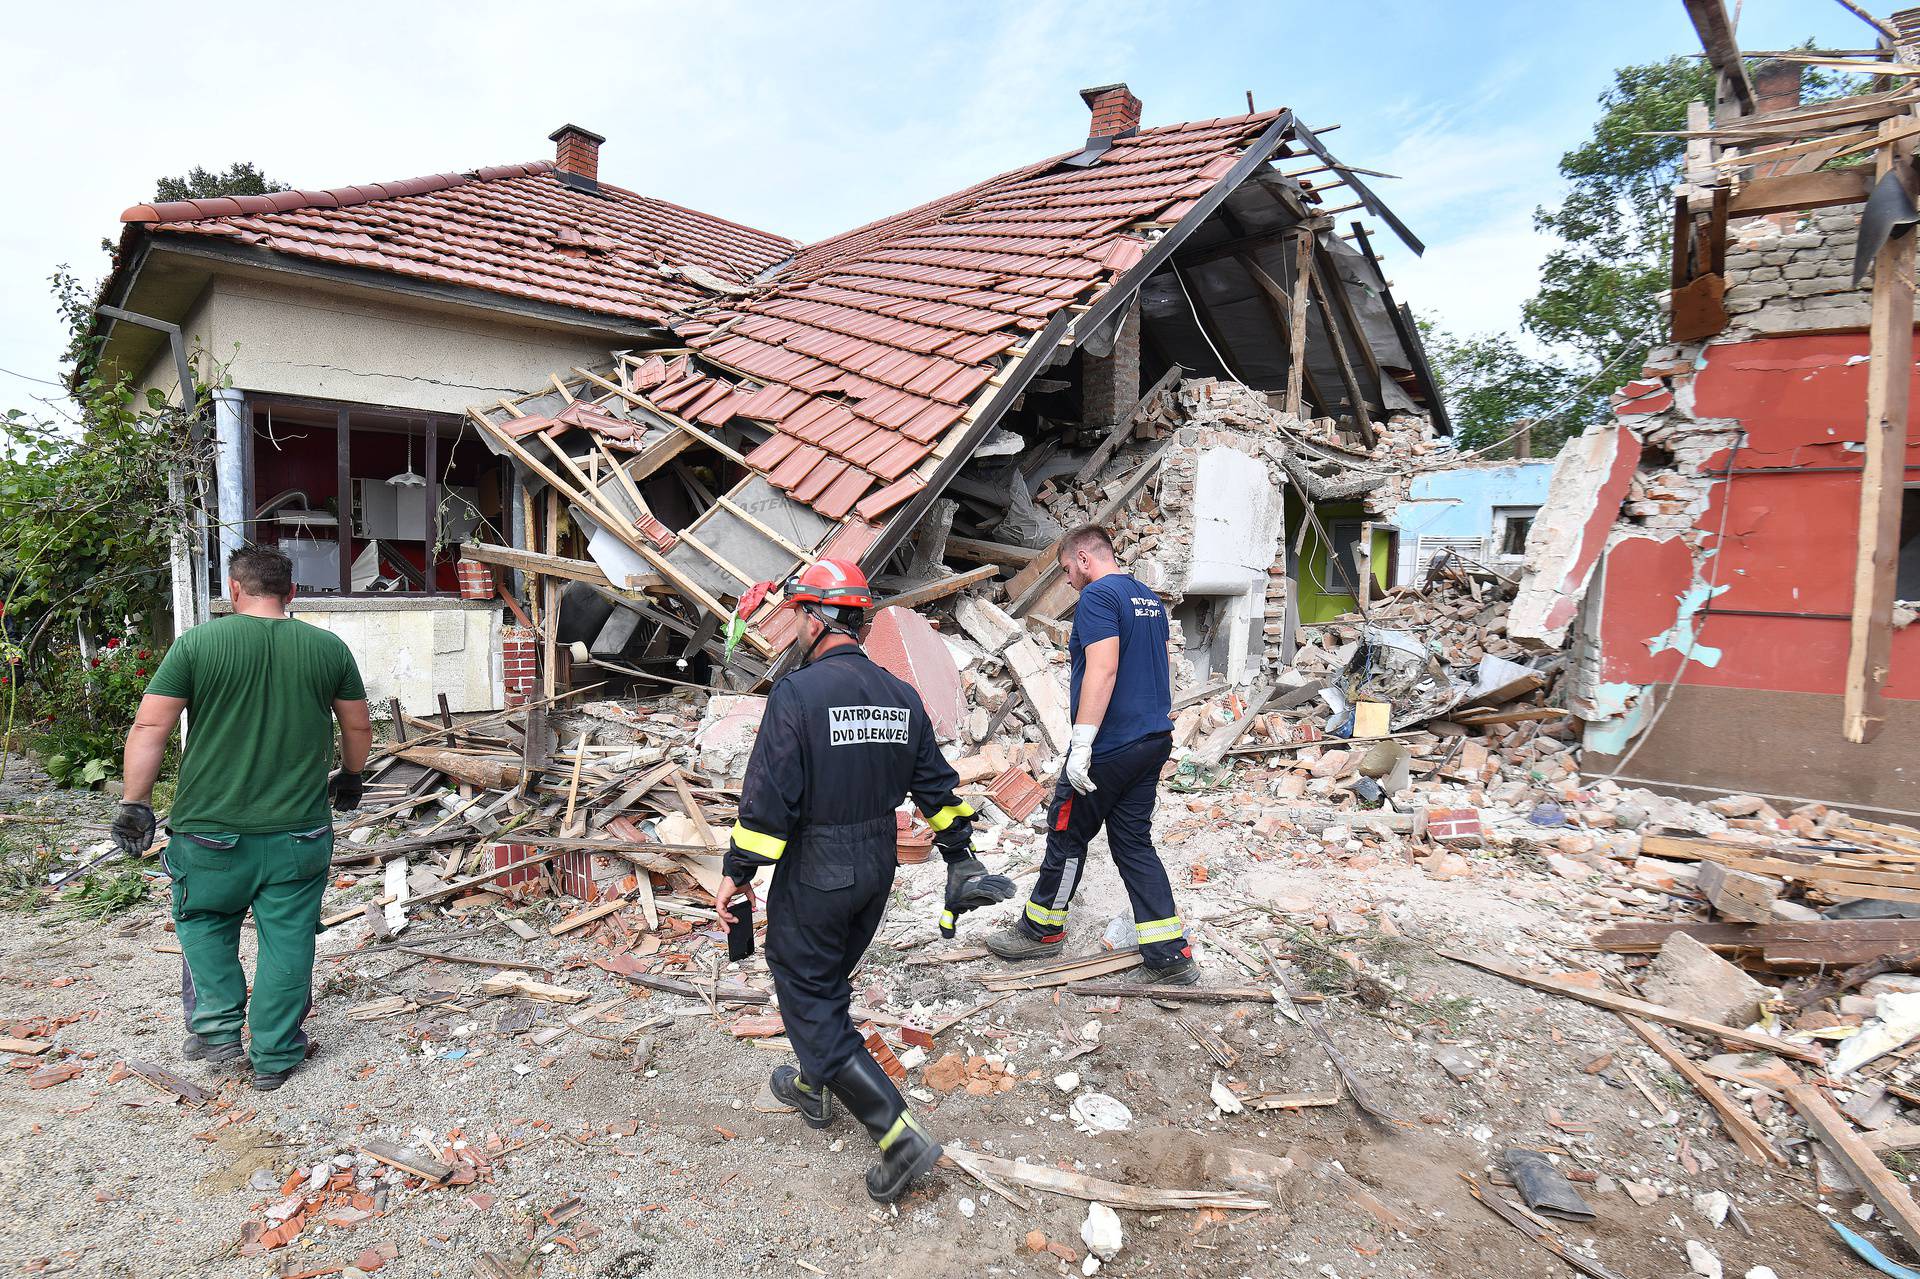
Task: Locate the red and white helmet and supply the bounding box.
[776,558,873,611]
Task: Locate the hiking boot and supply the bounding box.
[250,1041,319,1091]
[1135,956,1200,986]
[183,1034,243,1065]
[827,1051,942,1204]
[770,1064,834,1129]
[985,925,1065,962]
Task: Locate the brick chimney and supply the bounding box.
[548,124,606,189]
[1751,59,1801,115]
[1080,84,1142,140]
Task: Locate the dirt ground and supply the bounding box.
[0,763,1892,1279]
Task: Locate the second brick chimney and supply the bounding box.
[1080,84,1142,140]
[548,124,606,189]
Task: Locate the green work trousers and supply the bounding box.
[165,825,331,1074]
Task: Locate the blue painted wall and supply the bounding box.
[1385,461,1555,580]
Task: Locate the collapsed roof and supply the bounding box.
[462,93,1442,671]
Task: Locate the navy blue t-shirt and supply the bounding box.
[1069,572,1173,758]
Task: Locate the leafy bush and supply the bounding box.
[9,638,166,788]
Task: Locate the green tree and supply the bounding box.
[1420,324,1580,457]
[1428,49,1861,455]
[153,162,286,203]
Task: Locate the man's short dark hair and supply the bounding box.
[1058,524,1115,564]
[229,545,294,599]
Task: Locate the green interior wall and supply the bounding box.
[1286,494,1391,624]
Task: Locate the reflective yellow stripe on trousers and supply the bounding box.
[1025,901,1068,928]
[1135,915,1184,945]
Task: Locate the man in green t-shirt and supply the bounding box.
[111,545,372,1090]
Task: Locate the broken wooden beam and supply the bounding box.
[1697,861,1782,923]
[1620,1014,1785,1165]
[1787,1082,1920,1258]
[1436,948,1823,1063]
[358,1139,455,1185]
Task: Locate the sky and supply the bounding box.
[0,0,1876,415]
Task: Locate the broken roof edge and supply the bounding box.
[119,162,555,225]
[853,108,1300,585]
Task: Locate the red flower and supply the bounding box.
[105,638,121,650]
[137,650,150,659]
[89,658,101,668]
[135,668,147,677]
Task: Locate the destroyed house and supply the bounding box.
[1512,15,1920,820]
[93,88,1444,709]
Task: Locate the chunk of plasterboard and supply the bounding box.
[1005,637,1071,753]
[1508,423,1643,650]
[866,606,966,742]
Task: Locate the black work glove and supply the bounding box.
[110,802,156,856]
[328,771,364,812]
[940,854,1015,939]
[933,820,974,863]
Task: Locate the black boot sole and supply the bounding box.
[867,1140,943,1204]
[184,1040,243,1064]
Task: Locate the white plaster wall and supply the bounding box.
[292,604,503,714]
[133,267,621,414]
[1186,446,1283,595]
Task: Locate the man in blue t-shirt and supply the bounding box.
[986,525,1195,984]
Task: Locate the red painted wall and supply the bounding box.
[1601,333,1919,700]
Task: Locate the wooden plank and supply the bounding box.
[391,747,520,790]
[1864,1123,1920,1153]
[668,767,721,852]
[1436,949,1824,1063]
[1007,445,1172,616]
[1787,1082,1920,1258]
[979,949,1143,991]
[461,541,660,592]
[943,1147,1269,1212]
[1697,861,1782,923]
[1683,0,1756,116]
[479,972,590,1003]
[1591,919,1920,964]
[713,494,814,563]
[1620,1015,1784,1165]
[1847,115,1917,744]
[1313,240,1387,412]
[1065,982,1275,1002]
[1305,248,1374,445]
[943,536,1041,567]
[568,365,749,464]
[874,564,998,611]
[124,1058,214,1105]
[1284,225,1315,418]
[548,899,626,937]
[358,1139,454,1184]
[319,847,569,928]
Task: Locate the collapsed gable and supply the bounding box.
[470,96,1438,672]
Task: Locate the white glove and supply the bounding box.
[1065,724,1099,795]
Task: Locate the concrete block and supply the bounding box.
[695,694,766,780]
[1510,423,1642,650]
[866,606,966,742]
[954,594,1021,654]
[1637,932,1773,1028]
[1004,637,1071,753]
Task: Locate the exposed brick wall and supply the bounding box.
[455,558,494,601]
[1720,207,1873,334]
[1080,296,1141,429]
[502,624,537,708]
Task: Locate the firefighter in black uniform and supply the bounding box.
[713,558,1011,1202]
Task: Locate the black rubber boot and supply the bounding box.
[770,1064,835,1129]
[828,1052,942,1203]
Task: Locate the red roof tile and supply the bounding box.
[654,110,1284,521]
[126,162,797,326]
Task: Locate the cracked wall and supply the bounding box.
[133,272,620,415]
